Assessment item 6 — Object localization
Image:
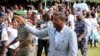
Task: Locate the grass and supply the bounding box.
[79,43,100,56]
[42,43,100,56]
[98,13,100,18]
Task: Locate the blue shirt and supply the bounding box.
[75,20,87,37]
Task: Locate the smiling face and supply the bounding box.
[12,18,19,29]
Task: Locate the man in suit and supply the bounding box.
[15,12,78,56]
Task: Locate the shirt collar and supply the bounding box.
[54,24,66,34]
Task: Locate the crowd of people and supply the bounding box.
[0,1,100,56]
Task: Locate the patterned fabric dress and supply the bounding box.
[17,25,34,56]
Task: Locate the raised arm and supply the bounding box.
[14,15,49,38]
[23,23,48,38]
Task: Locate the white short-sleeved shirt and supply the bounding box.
[7,27,19,49]
[90,18,99,32]
[83,18,92,39]
[68,14,75,30]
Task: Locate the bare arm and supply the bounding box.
[1,41,7,54]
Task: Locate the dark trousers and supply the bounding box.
[7,48,14,56]
[7,48,18,56]
[37,39,49,56]
[89,39,97,47]
[78,38,87,56]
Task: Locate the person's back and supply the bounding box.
[17,25,34,56]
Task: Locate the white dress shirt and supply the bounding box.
[84,18,92,36]
[68,14,75,30]
[55,31,62,47]
[7,27,19,49]
[54,25,64,47]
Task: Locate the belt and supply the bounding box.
[19,44,33,48]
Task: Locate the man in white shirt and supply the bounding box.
[66,10,75,30]
[0,12,8,56]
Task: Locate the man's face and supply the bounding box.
[52,15,63,28]
[77,16,82,20]
[43,13,51,22]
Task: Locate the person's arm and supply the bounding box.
[14,15,49,38]
[23,24,48,38]
[78,32,87,39]
[68,31,78,56]
[8,37,19,46]
[1,41,7,55]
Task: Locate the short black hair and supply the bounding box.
[53,12,66,22]
[91,13,95,18]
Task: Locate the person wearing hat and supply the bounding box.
[0,12,8,56]
[15,10,26,16]
[75,13,88,56]
[7,11,33,56]
[13,12,35,56]
[15,12,78,56]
